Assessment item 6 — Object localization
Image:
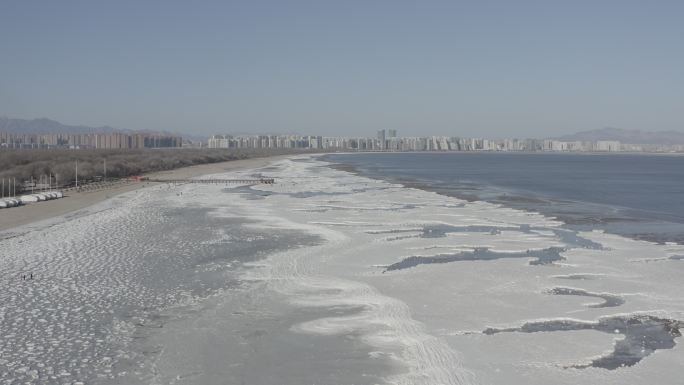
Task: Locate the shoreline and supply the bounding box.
[322,153,684,245]
[325,150,684,157]
[0,154,291,232]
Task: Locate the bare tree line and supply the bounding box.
[0,148,312,196]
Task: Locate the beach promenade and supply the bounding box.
[0,155,288,232]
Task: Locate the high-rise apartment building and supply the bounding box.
[377,129,386,150]
[0,132,181,149]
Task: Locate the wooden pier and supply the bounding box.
[148,178,275,185]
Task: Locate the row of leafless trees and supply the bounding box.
[0,148,312,196]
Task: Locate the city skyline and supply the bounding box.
[2,1,684,137]
[3,115,684,143]
[4,120,684,153]
[206,132,679,153]
[0,131,182,150]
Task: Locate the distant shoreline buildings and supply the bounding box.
[0,132,182,149]
[3,129,684,153]
[208,130,684,153]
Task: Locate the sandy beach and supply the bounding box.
[0,154,290,232]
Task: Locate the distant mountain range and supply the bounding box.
[0,117,197,139]
[0,117,120,135]
[555,127,684,145]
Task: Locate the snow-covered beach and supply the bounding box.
[2,155,683,384]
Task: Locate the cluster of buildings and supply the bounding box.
[0,132,182,149]
[208,130,684,153]
[208,135,324,150]
[5,129,683,153]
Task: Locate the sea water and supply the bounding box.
[325,152,684,243]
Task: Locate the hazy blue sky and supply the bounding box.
[1,0,683,137]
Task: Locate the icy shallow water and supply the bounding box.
[2,155,684,385]
[0,185,320,384]
[324,152,684,244]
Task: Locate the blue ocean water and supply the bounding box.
[324,152,684,243]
